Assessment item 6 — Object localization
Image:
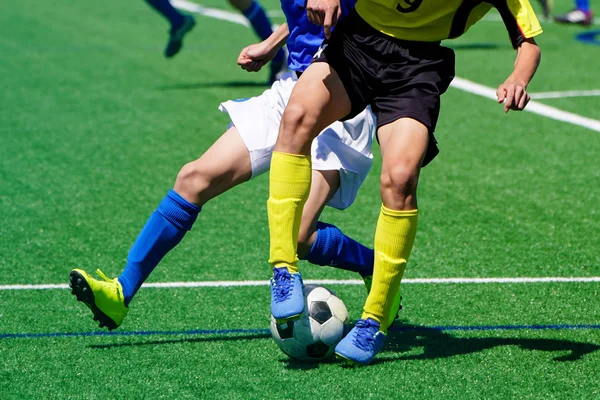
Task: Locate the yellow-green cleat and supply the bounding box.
[362,275,402,328]
[69,268,128,331]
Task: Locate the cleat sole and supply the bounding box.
[335,353,362,367]
[274,312,303,324]
[69,270,118,331]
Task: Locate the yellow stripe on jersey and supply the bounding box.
[355,0,542,47]
[506,0,544,38]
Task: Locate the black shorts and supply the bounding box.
[313,10,456,166]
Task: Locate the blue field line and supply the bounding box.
[2,324,600,340]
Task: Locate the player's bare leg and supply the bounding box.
[174,126,252,206]
[336,118,427,365]
[297,170,376,290]
[275,63,351,156]
[297,169,340,258]
[70,126,253,330]
[268,62,350,321]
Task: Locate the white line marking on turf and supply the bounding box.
[172,0,250,26]
[530,89,600,100]
[173,0,600,133]
[483,12,600,25]
[451,77,600,132]
[3,277,600,290]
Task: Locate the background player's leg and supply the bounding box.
[298,170,374,280]
[145,0,196,57]
[146,0,185,27]
[228,0,285,83]
[268,63,351,320]
[554,0,592,25]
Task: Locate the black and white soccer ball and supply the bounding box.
[270,284,349,361]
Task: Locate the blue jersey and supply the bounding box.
[282,0,355,72]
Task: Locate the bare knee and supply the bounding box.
[173,162,211,205]
[277,103,319,154]
[380,163,420,210]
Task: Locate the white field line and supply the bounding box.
[530,89,600,99]
[483,12,600,25]
[173,0,600,133]
[174,0,600,26]
[172,0,250,26]
[3,277,600,290]
[451,77,600,132]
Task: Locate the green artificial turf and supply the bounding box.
[1,0,599,398]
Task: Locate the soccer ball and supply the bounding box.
[270,284,349,361]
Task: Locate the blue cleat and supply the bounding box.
[335,318,386,366]
[165,15,196,58]
[270,267,304,321]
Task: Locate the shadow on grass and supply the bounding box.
[157,80,268,90]
[86,323,600,368]
[377,323,600,365]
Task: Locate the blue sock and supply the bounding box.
[146,0,185,28]
[575,0,590,11]
[118,190,201,306]
[241,1,273,41]
[302,222,374,278]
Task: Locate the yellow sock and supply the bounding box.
[267,152,312,274]
[362,206,418,332]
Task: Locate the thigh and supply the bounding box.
[290,63,352,133]
[276,62,352,154]
[373,45,455,168]
[175,126,252,205]
[314,10,378,121]
[374,45,455,132]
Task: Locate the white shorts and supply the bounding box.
[219,72,375,210]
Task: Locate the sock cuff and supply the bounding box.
[157,190,201,231]
[270,152,312,181]
[305,222,338,264]
[269,152,312,199]
[381,205,418,218]
[272,151,311,164]
[168,190,201,213]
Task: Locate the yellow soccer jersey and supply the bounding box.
[355,0,543,48]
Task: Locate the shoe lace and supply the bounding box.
[95,269,125,302]
[352,319,379,351]
[271,268,295,303]
[95,269,112,283]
